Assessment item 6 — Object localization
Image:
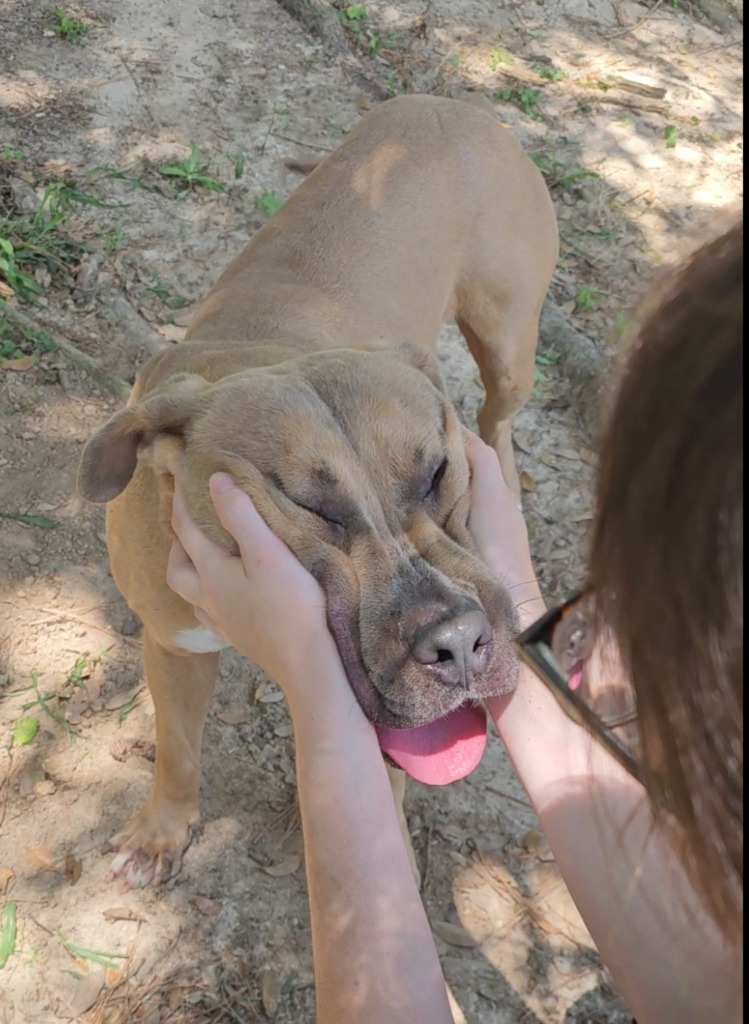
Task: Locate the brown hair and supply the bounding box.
[590,219,743,939]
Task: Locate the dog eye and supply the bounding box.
[293,499,345,532]
[423,457,448,499]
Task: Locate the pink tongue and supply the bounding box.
[375,703,488,786]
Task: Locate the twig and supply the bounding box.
[2,303,132,400]
[603,0,666,39]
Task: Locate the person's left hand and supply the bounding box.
[167,473,342,698]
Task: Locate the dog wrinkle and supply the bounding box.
[351,140,408,210]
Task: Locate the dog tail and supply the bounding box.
[284,155,325,176]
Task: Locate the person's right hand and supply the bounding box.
[167,473,345,700]
[464,431,545,628]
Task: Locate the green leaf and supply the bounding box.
[62,939,128,968]
[0,903,17,969]
[12,716,40,746]
[0,512,59,529]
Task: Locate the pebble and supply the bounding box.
[25,554,40,566]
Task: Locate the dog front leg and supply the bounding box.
[106,632,219,886]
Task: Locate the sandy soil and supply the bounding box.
[0,1,742,1021]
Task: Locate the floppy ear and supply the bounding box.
[77,373,211,503]
[392,342,447,393]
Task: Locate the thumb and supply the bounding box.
[209,473,275,562]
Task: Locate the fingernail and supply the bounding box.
[210,473,235,494]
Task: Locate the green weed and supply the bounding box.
[530,152,599,192]
[575,286,599,312]
[158,146,225,194]
[48,6,88,42]
[664,124,678,149]
[494,85,543,121]
[254,188,284,217]
[533,63,565,81]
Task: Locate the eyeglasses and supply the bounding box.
[516,591,645,786]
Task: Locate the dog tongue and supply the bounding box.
[375,703,488,786]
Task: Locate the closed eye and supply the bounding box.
[292,498,345,532]
[422,457,448,500]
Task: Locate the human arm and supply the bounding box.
[466,433,742,1024]
[168,475,453,1024]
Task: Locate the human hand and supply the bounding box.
[167,473,343,698]
[464,431,545,628]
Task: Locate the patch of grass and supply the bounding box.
[0,318,56,366]
[533,62,565,81]
[254,188,284,217]
[575,286,599,312]
[337,5,384,54]
[664,124,678,149]
[142,276,190,310]
[19,670,85,742]
[533,348,561,396]
[488,45,514,69]
[48,6,88,42]
[494,85,543,121]
[530,152,599,192]
[158,146,225,194]
[0,179,101,302]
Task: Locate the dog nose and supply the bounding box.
[411,610,492,688]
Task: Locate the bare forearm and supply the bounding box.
[290,667,452,1024]
[490,671,742,1024]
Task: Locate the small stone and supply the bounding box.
[25,554,41,566]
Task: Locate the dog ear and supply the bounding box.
[393,342,447,393]
[77,373,211,503]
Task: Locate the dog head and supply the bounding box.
[79,344,520,783]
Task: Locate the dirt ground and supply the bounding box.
[0,1,743,1021]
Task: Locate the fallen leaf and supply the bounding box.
[554,448,582,461]
[273,723,293,738]
[538,453,561,470]
[0,869,14,895]
[519,470,536,493]
[254,680,269,702]
[258,690,284,704]
[104,685,145,711]
[217,709,252,726]
[261,967,282,1018]
[65,966,106,1016]
[27,847,57,871]
[0,903,17,968]
[431,920,478,948]
[64,854,82,886]
[102,906,147,923]
[156,323,185,343]
[262,855,301,877]
[1,355,36,371]
[191,895,221,916]
[12,716,39,746]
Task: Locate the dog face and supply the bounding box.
[79,346,519,731]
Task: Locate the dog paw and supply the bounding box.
[103,806,197,887]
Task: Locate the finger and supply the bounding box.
[166,538,202,605]
[172,479,231,574]
[209,473,288,567]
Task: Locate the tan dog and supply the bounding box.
[78,95,558,886]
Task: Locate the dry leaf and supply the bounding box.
[519,470,536,493]
[156,323,186,343]
[217,709,252,725]
[64,854,82,886]
[0,867,14,894]
[1,355,36,372]
[262,854,301,877]
[261,967,282,1018]
[104,685,144,711]
[191,895,221,916]
[431,920,478,948]
[554,448,582,462]
[27,847,57,871]
[258,690,284,704]
[102,906,147,923]
[254,680,269,702]
[66,967,106,1017]
[273,723,293,738]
